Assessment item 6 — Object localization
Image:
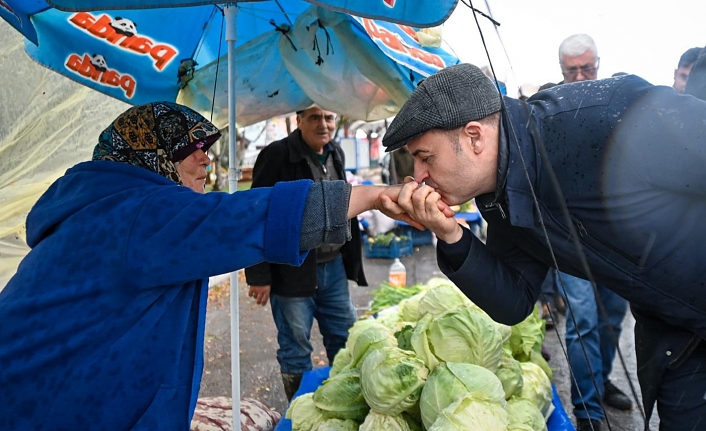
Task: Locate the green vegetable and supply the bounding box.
[506,397,548,431]
[359,411,414,431]
[428,307,504,372]
[410,313,440,371]
[286,393,327,431]
[369,282,424,315]
[314,418,360,431]
[395,324,415,352]
[419,362,506,429]
[495,351,524,400]
[427,393,509,431]
[313,368,370,421]
[515,362,554,418]
[418,284,472,319]
[329,348,351,378]
[360,346,429,415]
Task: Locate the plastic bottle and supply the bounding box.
[388,258,407,287]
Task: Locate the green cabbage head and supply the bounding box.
[360,346,429,415]
[427,393,509,431]
[495,351,524,400]
[516,361,554,418]
[346,320,397,369]
[285,393,327,431]
[420,362,506,429]
[313,368,369,421]
[506,397,548,431]
[417,284,472,319]
[410,313,440,371]
[329,348,351,378]
[428,307,503,372]
[359,411,413,431]
[314,418,360,431]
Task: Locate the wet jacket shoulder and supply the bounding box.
[439,76,706,340]
[245,130,367,297]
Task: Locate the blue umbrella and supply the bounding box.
[0,1,460,421]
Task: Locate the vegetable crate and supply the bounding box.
[397,225,434,246]
[363,235,413,259]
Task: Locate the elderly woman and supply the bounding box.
[0,102,428,430]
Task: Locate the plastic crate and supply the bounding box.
[397,224,434,246]
[363,235,413,259]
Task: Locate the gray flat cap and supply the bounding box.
[383,63,502,152]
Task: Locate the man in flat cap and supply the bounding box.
[382,63,706,430]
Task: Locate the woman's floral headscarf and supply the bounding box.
[93,102,221,184]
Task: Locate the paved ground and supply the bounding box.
[199,243,659,430]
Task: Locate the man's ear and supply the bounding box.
[296,115,302,128]
[462,121,484,154]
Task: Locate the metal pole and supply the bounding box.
[224,4,241,428]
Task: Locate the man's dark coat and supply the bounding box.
[245,130,366,296]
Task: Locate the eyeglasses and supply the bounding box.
[304,113,337,124]
[562,59,600,79]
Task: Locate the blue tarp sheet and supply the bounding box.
[275,366,576,431]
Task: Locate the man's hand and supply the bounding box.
[388,181,463,243]
[347,184,455,230]
[248,285,271,306]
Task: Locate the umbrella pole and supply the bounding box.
[225,4,241,428]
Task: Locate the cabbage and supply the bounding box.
[509,306,545,358]
[516,348,554,381]
[313,368,369,421]
[506,397,548,431]
[360,346,429,415]
[508,425,536,431]
[427,394,509,431]
[329,348,351,378]
[285,393,327,431]
[495,351,524,400]
[395,324,415,352]
[314,418,360,431]
[346,320,397,369]
[359,411,413,431]
[424,276,456,290]
[472,304,512,344]
[419,362,506,429]
[418,284,472,318]
[428,307,503,372]
[410,313,440,371]
[516,362,554,418]
[399,292,425,322]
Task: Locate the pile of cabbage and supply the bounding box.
[286,277,554,431]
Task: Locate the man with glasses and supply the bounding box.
[559,33,600,83]
[541,33,632,431]
[245,106,367,402]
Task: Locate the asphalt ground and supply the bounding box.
[199,243,659,430]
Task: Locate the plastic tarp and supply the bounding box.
[0,21,128,288]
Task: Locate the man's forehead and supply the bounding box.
[301,107,334,116]
[562,51,596,64]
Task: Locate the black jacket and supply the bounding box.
[245,130,367,296]
[438,75,706,344]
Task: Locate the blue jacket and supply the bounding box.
[0,161,311,430]
[439,76,706,343]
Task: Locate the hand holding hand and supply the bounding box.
[248,285,271,306]
[390,180,463,243]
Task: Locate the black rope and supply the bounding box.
[309,19,334,66]
[210,7,225,123]
[270,19,297,51]
[465,1,646,429]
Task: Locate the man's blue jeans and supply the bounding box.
[556,271,628,421]
[269,255,357,375]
